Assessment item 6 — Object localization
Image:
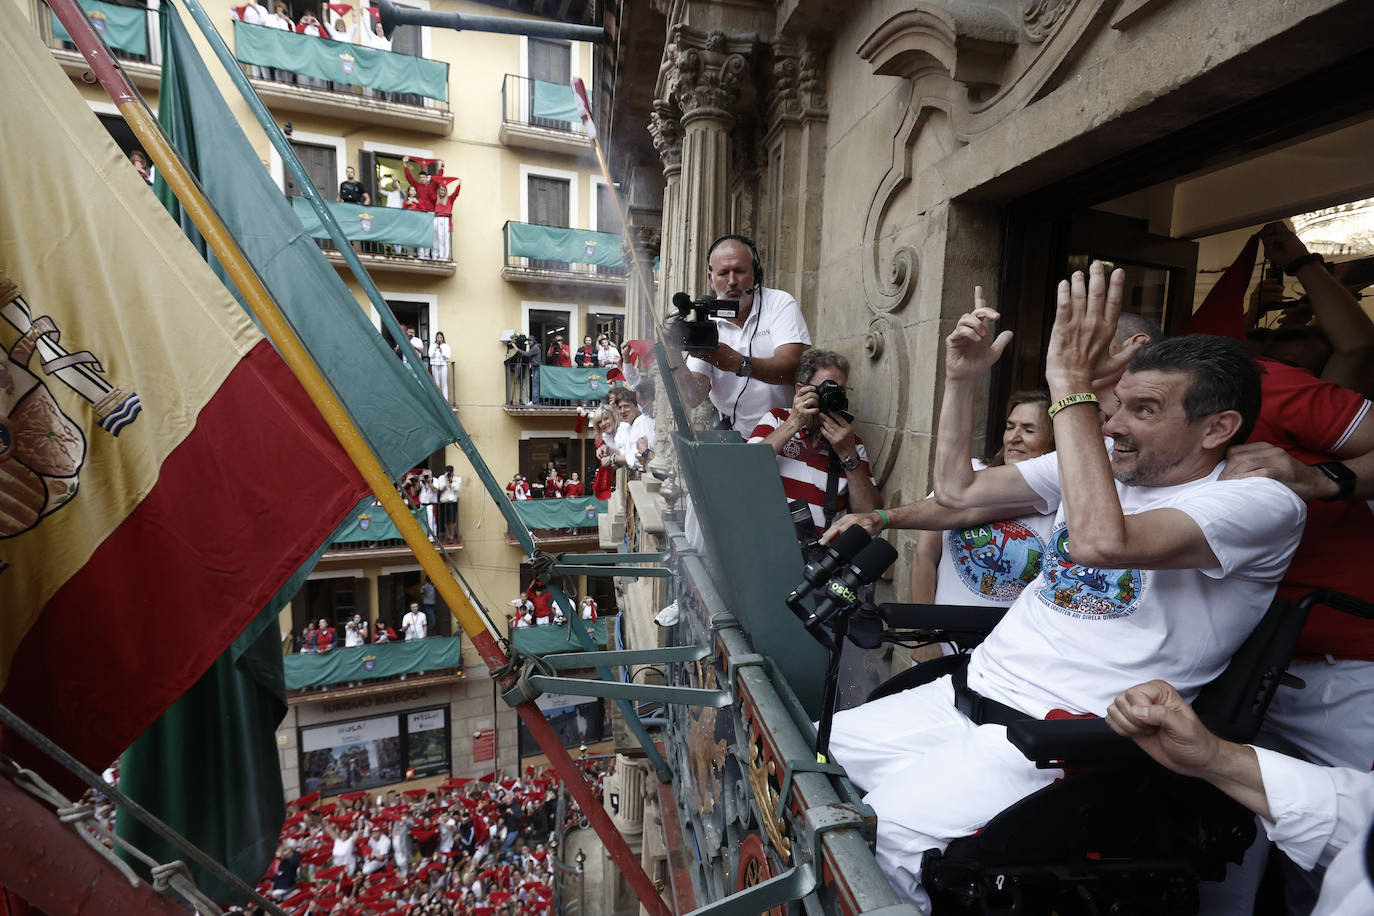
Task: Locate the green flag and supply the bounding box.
[121,6,454,903]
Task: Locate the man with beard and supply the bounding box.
[824,263,1307,910]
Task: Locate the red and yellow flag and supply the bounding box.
[0,5,367,771]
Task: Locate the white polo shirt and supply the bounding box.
[684,286,810,434]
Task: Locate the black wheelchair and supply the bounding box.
[840,589,1374,916]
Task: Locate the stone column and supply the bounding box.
[671,29,750,293]
[763,39,828,314]
[648,100,683,312]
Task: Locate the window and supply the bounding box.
[528,176,571,270]
[285,140,337,198]
[529,38,572,130]
[292,576,366,642]
[383,298,430,364]
[297,706,451,796]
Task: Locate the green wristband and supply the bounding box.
[874,509,889,530]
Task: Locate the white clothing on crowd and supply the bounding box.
[612,414,655,470]
[429,340,451,401]
[402,609,428,641]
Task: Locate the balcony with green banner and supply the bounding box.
[45,0,153,65]
[510,619,608,654]
[284,636,463,691]
[502,221,626,288]
[231,20,453,135]
[512,495,605,531]
[500,73,591,155]
[292,197,437,249]
[323,502,461,555]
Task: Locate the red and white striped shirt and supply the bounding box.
[749,408,873,534]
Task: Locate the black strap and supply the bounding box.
[822,450,842,530]
[952,667,1033,727]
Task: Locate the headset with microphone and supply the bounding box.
[707,234,763,295]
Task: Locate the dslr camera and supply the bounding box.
[813,379,854,424]
[667,291,739,355]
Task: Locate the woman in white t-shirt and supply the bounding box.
[911,390,1058,609]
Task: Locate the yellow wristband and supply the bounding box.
[1047,392,1098,419]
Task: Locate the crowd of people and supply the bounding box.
[248,764,603,916]
[507,579,601,629]
[503,332,623,407]
[235,3,400,79]
[223,760,604,916]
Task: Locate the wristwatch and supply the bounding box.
[1314,461,1356,500]
[735,356,753,378]
[841,454,860,471]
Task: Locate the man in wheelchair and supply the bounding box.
[825,263,1308,910]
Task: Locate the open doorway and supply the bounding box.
[993,63,1374,428]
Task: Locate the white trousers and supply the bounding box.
[434,216,451,260]
[431,362,449,401]
[827,675,1062,911]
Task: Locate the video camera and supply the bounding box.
[504,333,531,368]
[667,291,739,354]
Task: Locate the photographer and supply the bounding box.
[546,334,572,368]
[503,333,541,405]
[748,348,879,537]
[678,235,811,432]
[344,613,368,648]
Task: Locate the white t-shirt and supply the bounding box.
[933,462,1058,606]
[344,621,365,648]
[436,473,460,503]
[402,610,428,640]
[613,413,656,468]
[684,286,811,434]
[332,835,357,872]
[966,454,1306,718]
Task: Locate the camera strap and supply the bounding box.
[823,450,842,530]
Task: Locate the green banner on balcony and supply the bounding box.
[52,0,148,56]
[512,495,604,530]
[233,20,449,101]
[291,196,435,248]
[507,222,625,268]
[537,366,612,401]
[510,619,607,654]
[327,503,428,547]
[532,78,579,122]
[284,636,463,690]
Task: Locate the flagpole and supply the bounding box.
[46,5,673,914]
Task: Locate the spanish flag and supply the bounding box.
[0,3,368,779]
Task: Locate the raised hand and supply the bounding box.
[945,287,1012,382]
[1047,261,1125,388]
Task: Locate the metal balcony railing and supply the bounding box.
[502,73,588,134]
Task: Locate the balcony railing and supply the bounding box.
[297,197,453,270]
[505,364,613,408]
[43,0,156,64]
[502,73,588,134]
[232,19,449,114]
[285,635,463,691]
[502,221,626,284]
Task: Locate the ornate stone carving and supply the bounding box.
[649,101,682,171]
[675,43,748,121]
[767,54,801,122]
[854,315,909,487]
[1022,0,1071,42]
[797,45,827,114]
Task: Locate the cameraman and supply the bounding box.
[680,235,811,432]
[547,334,573,368]
[504,333,541,405]
[748,348,879,536]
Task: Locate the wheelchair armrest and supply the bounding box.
[877,603,1008,638]
[1006,718,1147,769]
[1303,589,1374,620]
